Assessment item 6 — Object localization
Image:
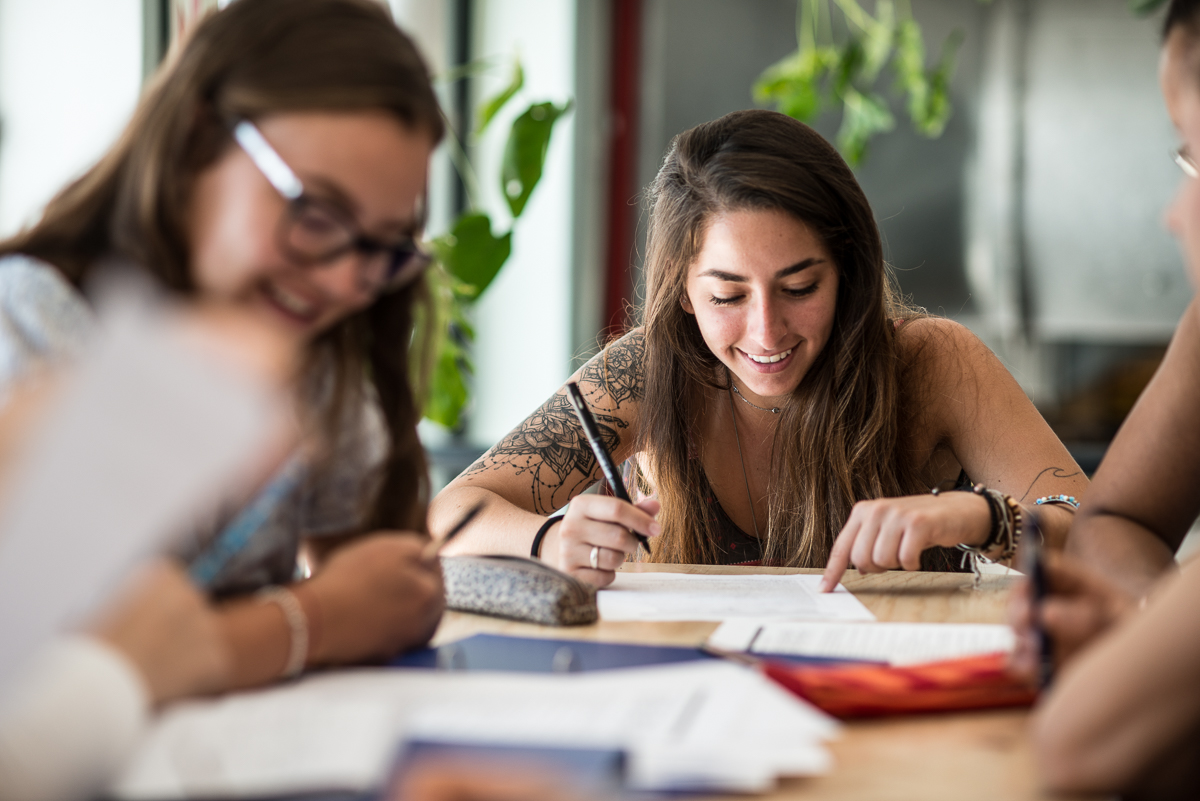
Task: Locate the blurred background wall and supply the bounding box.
[0,0,1188,489]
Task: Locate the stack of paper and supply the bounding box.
[597,572,875,622]
[111,661,838,798]
[708,620,1016,666]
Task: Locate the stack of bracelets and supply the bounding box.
[931,483,1080,588]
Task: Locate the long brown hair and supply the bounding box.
[0,0,444,532]
[639,109,931,568]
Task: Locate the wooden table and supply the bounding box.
[431,564,1081,801]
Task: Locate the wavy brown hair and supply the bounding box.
[0,0,443,533]
[638,109,943,568]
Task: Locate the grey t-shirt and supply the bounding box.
[0,255,385,597]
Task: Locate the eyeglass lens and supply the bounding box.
[281,198,425,291]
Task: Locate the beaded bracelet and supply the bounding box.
[933,482,1020,588]
[1035,494,1080,510]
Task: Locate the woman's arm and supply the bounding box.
[822,318,1088,588]
[1033,557,1200,796]
[1066,300,1200,599]
[216,533,444,689]
[430,331,660,584]
[917,318,1088,549]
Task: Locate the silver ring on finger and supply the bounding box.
[590,545,601,570]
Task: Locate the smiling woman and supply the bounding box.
[0,0,448,691]
[431,109,1089,589]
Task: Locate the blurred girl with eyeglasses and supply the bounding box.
[0,0,445,692]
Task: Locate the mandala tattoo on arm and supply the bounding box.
[460,332,646,515]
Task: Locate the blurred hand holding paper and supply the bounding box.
[597,572,875,622]
[0,280,291,695]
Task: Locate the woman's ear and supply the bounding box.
[680,292,695,314]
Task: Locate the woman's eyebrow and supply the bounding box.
[697,257,826,283]
[306,175,419,236]
[306,175,361,215]
[776,257,826,278]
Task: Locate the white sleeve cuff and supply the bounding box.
[0,635,151,801]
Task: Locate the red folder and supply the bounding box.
[762,652,1038,718]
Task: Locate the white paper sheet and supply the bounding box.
[597,572,875,622]
[113,661,839,799]
[707,620,1016,666]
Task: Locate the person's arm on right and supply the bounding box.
[1066,299,1200,599]
[430,331,660,586]
[1033,556,1200,797]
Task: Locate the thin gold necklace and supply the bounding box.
[726,382,762,539]
[730,382,781,414]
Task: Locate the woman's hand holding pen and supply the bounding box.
[1007,551,1136,681]
[295,534,445,665]
[541,495,662,587]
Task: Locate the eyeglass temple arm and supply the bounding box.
[232,120,304,201]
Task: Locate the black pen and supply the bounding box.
[564,381,652,556]
[1022,510,1054,689]
[422,500,485,561]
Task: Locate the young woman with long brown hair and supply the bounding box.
[432,109,1087,588]
[0,0,444,689]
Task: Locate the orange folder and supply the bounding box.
[762,652,1038,718]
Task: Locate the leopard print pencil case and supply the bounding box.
[440,555,599,626]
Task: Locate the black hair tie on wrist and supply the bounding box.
[531,514,565,558]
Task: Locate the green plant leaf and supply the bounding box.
[861,0,895,82]
[424,340,471,429]
[893,17,926,95]
[475,58,524,136]
[911,30,963,136]
[753,46,837,122]
[837,88,895,166]
[501,100,573,218]
[432,212,512,298]
[1130,0,1169,15]
[833,37,865,97]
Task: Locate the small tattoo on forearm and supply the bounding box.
[1019,466,1082,501]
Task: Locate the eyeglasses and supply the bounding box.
[231,119,431,295]
[1173,145,1199,179]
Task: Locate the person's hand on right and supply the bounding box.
[1008,551,1138,681]
[296,534,445,666]
[540,495,661,587]
[91,560,231,706]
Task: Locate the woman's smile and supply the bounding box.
[739,345,797,372]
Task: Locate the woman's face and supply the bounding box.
[188,110,433,342]
[1163,29,1200,289]
[681,207,839,405]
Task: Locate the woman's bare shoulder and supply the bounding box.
[895,317,995,380]
[575,327,645,412]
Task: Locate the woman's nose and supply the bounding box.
[308,251,376,306]
[748,295,787,346]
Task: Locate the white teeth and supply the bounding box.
[267,284,316,317]
[747,348,792,364]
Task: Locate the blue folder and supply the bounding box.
[391,632,866,672]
